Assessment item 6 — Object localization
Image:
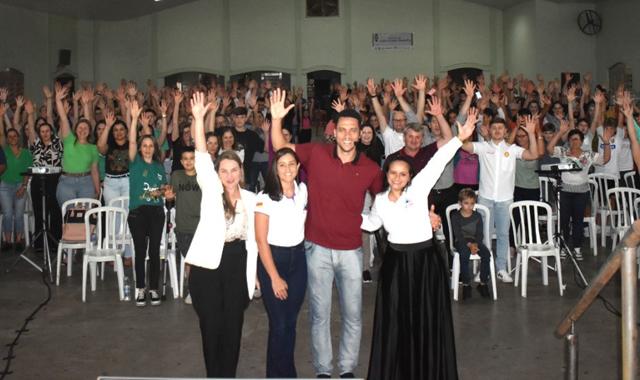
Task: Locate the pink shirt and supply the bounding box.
[453,149,479,185]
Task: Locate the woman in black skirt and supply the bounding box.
[361,109,478,380]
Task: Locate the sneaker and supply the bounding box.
[574,247,583,261]
[462,284,472,300]
[317,374,331,379]
[362,270,372,283]
[560,249,567,260]
[253,287,262,299]
[340,373,355,379]
[497,270,513,283]
[149,290,161,306]
[473,271,481,283]
[477,283,490,298]
[184,293,192,305]
[135,288,146,307]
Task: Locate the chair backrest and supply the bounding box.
[61,198,102,217]
[509,200,553,247]
[445,203,492,251]
[85,206,127,251]
[107,196,130,210]
[588,179,598,217]
[606,187,640,230]
[538,176,557,205]
[624,172,638,189]
[588,173,619,211]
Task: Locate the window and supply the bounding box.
[306,0,339,17]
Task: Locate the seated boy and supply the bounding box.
[450,188,491,299]
[164,147,201,304]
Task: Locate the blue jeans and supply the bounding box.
[257,242,307,378]
[56,174,95,207]
[478,196,511,272]
[0,181,26,236]
[305,241,362,376]
[455,241,491,284]
[103,175,131,257]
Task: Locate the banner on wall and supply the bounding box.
[372,32,413,50]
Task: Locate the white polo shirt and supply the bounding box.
[473,140,525,202]
[382,127,405,157]
[255,182,308,247]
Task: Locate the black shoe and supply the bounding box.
[135,288,146,307]
[362,270,372,283]
[462,284,472,300]
[1,241,13,251]
[14,241,24,252]
[340,373,355,379]
[149,290,161,306]
[477,283,490,298]
[317,374,331,379]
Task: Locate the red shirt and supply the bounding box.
[296,143,383,250]
[384,142,438,175]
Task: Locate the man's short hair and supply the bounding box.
[542,122,556,133]
[181,146,195,158]
[404,123,423,135]
[230,107,248,117]
[604,117,617,128]
[337,109,362,127]
[458,187,477,202]
[490,117,507,127]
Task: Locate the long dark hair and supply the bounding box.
[214,150,244,221]
[220,127,240,151]
[264,147,299,201]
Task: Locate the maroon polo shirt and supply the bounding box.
[296,143,383,250]
[383,141,439,176]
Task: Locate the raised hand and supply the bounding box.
[15,95,24,108]
[566,85,577,103]
[366,77,377,97]
[126,82,137,97]
[391,78,406,98]
[270,88,294,120]
[593,91,605,105]
[331,99,345,113]
[54,82,69,101]
[463,79,475,97]
[140,111,152,128]
[412,74,428,92]
[260,119,271,134]
[559,119,570,134]
[457,107,479,141]
[24,99,34,115]
[130,100,142,120]
[105,108,116,128]
[173,88,184,104]
[42,86,53,99]
[523,115,539,134]
[426,96,443,116]
[190,92,211,120]
[159,100,168,116]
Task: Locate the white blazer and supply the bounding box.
[185,151,258,299]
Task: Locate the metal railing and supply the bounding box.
[555,220,640,380]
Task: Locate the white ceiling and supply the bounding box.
[466,0,606,9]
[0,0,199,20]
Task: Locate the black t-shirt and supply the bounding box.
[357,137,385,167]
[234,127,264,169]
[105,141,129,176]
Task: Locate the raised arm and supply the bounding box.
[460,108,479,153]
[590,91,605,136]
[546,118,570,155]
[171,89,183,142]
[157,100,168,147]
[0,103,6,146]
[270,88,295,151]
[24,99,36,146]
[367,78,389,133]
[412,75,427,124]
[128,101,142,162]
[13,95,24,130]
[97,109,116,155]
[520,115,539,160]
[622,94,640,170]
[54,83,72,138]
[190,92,210,152]
[391,78,414,116]
[458,80,475,119]
[43,86,54,126]
[426,96,453,145]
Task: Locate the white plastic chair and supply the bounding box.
[160,207,179,299]
[624,171,638,189]
[588,173,619,247]
[510,200,564,298]
[56,198,102,286]
[446,203,498,301]
[82,206,126,302]
[585,179,599,256]
[538,176,558,228]
[607,187,640,248]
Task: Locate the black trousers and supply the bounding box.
[31,175,62,248]
[560,191,589,249]
[189,240,250,378]
[127,205,165,290]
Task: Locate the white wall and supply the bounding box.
[503,0,537,79]
[596,0,640,91]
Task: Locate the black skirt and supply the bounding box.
[367,240,458,380]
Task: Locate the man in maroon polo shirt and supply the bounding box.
[383,123,437,174]
[270,88,382,378]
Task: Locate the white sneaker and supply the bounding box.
[149,290,161,306]
[473,271,481,283]
[135,288,146,307]
[574,248,583,261]
[497,270,513,283]
[184,293,192,305]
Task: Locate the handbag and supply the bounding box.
[62,206,97,241]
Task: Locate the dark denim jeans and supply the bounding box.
[257,242,307,378]
[455,241,491,284]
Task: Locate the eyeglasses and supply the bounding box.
[393,119,407,122]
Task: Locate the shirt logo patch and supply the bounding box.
[504,152,510,158]
[256,202,263,208]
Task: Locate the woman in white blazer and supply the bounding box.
[184,92,258,379]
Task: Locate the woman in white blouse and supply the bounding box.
[362,109,477,380]
[184,92,258,379]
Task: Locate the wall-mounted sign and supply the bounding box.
[372,32,413,50]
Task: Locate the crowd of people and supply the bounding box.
[0,70,639,379]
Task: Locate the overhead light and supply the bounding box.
[154,0,162,2]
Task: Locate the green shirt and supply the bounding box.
[1,147,32,184]
[62,134,99,173]
[515,158,539,189]
[129,154,167,210]
[170,170,201,233]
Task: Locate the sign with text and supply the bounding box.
[372,32,413,50]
